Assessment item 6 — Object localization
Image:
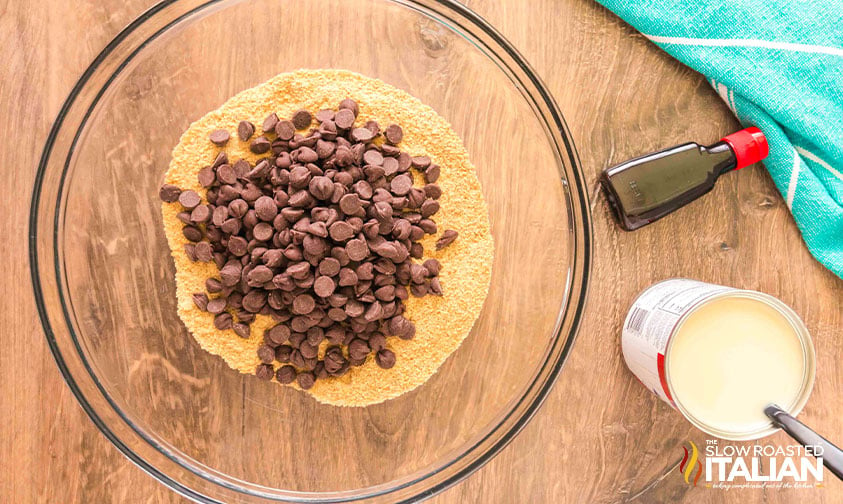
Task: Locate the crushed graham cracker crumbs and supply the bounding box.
[161,69,493,406]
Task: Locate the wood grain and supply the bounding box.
[1,0,840,502]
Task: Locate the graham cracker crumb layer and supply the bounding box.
[162,69,493,406]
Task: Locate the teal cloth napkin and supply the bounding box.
[597,0,843,279]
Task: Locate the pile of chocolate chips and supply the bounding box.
[159,99,459,389]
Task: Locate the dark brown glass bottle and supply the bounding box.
[601,127,768,231]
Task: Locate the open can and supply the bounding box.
[621,278,816,440]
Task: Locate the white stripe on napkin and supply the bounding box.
[786,150,801,210]
[795,147,843,182]
[645,35,843,58]
[711,80,737,113]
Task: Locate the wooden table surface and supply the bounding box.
[2,0,841,502]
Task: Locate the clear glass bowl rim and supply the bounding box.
[28,0,593,502]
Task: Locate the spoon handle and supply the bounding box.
[765,404,843,481]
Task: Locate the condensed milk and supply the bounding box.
[622,279,815,440]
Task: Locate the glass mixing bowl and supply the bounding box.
[30,0,591,501]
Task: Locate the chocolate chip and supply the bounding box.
[306,327,324,346]
[182,226,203,242]
[228,236,248,256]
[205,298,228,315]
[322,348,345,374]
[233,323,251,338]
[206,278,223,293]
[335,108,355,129]
[220,218,241,235]
[209,129,230,146]
[297,371,316,389]
[267,325,291,345]
[361,120,378,136]
[254,196,278,221]
[275,119,295,140]
[364,301,384,322]
[292,109,312,129]
[351,128,375,143]
[338,98,359,116]
[420,199,440,218]
[159,184,182,202]
[247,265,273,285]
[196,167,215,188]
[429,277,443,295]
[226,198,246,217]
[274,344,293,361]
[338,268,358,287]
[250,136,271,154]
[292,294,315,315]
[178,190,201,209]
[316,139,336,159]
[212,151,228,168]
[382,157,399,177]
[363,150,383,166]
[181,209,197,223]
[410,283,428,297]
[397,152,411,171]
[316,109,335,122]
[411,156,431,170]
[276,365,297,384]
[325,220,352,242]
[384,124,403,144]
[309,176,334,200]
[424,184,442,199]
[297,146,318,163]
[314,276,336,297]
[237,121,255,141]
[348,338,370,360]
[389,316,414,338]
[290,348,305,367]
[242,290,267,313]
[302,234,326,255]
[262,113,279,133]
[190,204,211,224]
[257,344,275,364]
[357,262,375,281]
[290,332,309,349]
[214,312,233,330]
[194,242,213,262]
[192,293,209,311]
[436,229,458,250]
[299,341,318,359]
[339,193,362,215]
[410,263,428,284]
[422,258,441,276]
[418,219,437,235]
[375,349,396,369]
[345,239,369,261]
[390,174,412,196]
[253,222,274,241]
[373,286,395,302]
[425,164,440,183]
[327,308,347,322]
[247,159,270,180]
[317,257,340,277]
[256,364,274,381]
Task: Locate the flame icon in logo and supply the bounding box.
[679,441,703,486]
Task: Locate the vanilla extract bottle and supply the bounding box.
[601,127,768,230]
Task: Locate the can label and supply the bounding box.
[621,279,733,407]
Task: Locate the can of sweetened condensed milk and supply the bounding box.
[621,278,816,440]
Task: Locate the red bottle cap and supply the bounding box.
[721,127,768,170]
